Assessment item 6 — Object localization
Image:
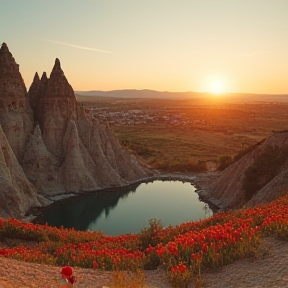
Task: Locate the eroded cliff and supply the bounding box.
[0,43,150,218]
[199,132,288,210]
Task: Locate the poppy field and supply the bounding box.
[1,194,288,287]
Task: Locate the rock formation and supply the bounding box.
[0,43,34,161]
[0,42,150,218]
[199,131,288,210]
[0,43,48,218]
[0,123,49,219]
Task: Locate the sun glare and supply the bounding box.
[210,79,224,94]
[201,74,229,95]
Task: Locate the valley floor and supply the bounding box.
[0,237,287,288]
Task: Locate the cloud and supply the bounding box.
[43,39,113,54]
[239,50,269,57]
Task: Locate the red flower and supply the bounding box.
[202,243,208,252]
[171,264,187,273]
[93,260,98,269]
[156,247,165,257]
[191,253,200,260]
[178,264,187,273]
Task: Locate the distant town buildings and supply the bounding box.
[84,107,209,128]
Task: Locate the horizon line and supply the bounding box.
[74,89,288,96]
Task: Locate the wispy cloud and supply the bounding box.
[240,50,269,57]
[43,39,113,54]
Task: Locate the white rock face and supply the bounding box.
[0,42,34,162]
[0,124,48,218]
[0,43,150,218]
[199,132,288,210]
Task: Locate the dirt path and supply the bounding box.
[0,237,287,288]
[202,237,288,288]
[0,256,172,288]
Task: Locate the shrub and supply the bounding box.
[110,269,146,288]
[167,264,193,288]
[138,219,163,251]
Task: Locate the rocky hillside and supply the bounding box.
[0,42,150,219]
[199,131,288,210]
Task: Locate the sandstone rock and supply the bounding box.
[0,42,150,218]
[0,42,34,161]
[21,124,65,195]
[31,59,78,159]
[24,57,150,195]
[200,132,288,210]
[0,124,48,218]
[28,72,40,110]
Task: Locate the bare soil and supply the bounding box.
[0,237,287,287]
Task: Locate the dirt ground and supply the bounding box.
[0,237,287,287]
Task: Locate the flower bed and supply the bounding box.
[1,194,288,287]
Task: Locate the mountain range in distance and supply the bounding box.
[75,89,288,102]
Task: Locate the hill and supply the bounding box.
[199,131,288,210]
[75,89,288,102]
[75,89,200,99]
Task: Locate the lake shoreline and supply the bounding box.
[26,170,222,223]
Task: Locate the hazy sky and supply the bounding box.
[1,0,287,93]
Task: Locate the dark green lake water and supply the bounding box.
[37,180,212,235]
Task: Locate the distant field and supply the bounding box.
[77,95,288,172]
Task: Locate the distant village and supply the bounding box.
[83,107,210,129]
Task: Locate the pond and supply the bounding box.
[35,180,213,235]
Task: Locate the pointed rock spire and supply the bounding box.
[0,43,149,219]
[41,72,48,82]
[36,58,77,157]
[0,42,10,53]
[40,72,48,93]
[28,71,49,113]
[50,58,64,78]
[33,72,40,83]
[0,42,33,161]
[28,72,42,110]
[0,42,27,99]
[0,42,17,73]
[43,58,75,99]
[54,58,61,68]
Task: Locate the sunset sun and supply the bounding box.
[210,79,224,94]
[203,74,229,95]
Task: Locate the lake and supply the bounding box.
[36,180,212,235]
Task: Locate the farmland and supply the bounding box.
[77,95,288,172]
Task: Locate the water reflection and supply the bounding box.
[35,180,212,235]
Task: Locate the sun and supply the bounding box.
[201,74,231,95]
[210,79,224,94]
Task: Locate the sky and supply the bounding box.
[1,0,287,94]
